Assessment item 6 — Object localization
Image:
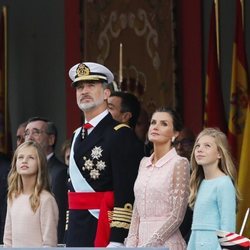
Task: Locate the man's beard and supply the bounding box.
[78,95,104,111]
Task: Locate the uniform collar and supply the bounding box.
[85,109,109,133]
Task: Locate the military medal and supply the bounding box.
[82,146,106,179]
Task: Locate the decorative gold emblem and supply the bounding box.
[76,63,90,78]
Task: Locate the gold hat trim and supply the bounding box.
[74,75,107,82]
[74,63,108,83]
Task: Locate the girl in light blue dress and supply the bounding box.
[187,128,239,250]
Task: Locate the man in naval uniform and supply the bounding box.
[66,62,144,247]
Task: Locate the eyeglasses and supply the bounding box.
[173,139,194,148]
[24,129,45,138]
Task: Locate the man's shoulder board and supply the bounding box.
[114,124,131,131]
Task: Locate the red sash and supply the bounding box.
[68,191,114,247]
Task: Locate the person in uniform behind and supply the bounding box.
[107,91,141,131]
[66,62,144,247]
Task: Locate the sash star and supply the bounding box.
[91,146,103,159]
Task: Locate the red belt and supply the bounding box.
[68,191,107,210]
[68,191,114,247]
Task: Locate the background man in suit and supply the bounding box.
[16,121,28,147]
[24,117,67,244]
[66,62,144,247]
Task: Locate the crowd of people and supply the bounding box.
[0,62,239,249]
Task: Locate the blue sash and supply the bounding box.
[69,127,99,219]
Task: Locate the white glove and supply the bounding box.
[106,241,125,248]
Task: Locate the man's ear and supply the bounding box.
[104,88,111,100]
[122,112,132,124]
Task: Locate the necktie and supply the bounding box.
[82,123,93,139]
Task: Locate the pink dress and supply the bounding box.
[4,190,58,247]
[126,148,190,249]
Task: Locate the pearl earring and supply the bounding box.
[171,136,175,143]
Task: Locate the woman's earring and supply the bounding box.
[171,136,175,143]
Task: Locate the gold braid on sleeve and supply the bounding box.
[110,203,133,229]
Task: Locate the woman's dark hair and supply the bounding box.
[154,107,183,132]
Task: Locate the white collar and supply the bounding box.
[84,109,109,134]
[46,152,54,161]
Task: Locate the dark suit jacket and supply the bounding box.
[180,206,193,243]
[0,153,10,244]
[48,155,68,244]
[66,113,144,247]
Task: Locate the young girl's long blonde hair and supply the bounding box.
[189,128,240,209]
[7,141,51,212]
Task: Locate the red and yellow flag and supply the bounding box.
[237,101,250,237]
[204,0,226,133]
[227,0,249,163]
[230,0,250,237]
[0,6,11,156]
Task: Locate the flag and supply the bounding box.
[227,0,249,163]
[0,6,11,156]
[217,230,250,250]
[230,0,250,238]
[237,101,250,236]
[204,0,227,133]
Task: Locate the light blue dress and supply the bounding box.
[187,175,236,250]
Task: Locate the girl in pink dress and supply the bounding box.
[126,107,190,249]
[4,141,58,247]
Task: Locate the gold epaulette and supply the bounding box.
[114,124,131,131]
[110,203,133,229]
